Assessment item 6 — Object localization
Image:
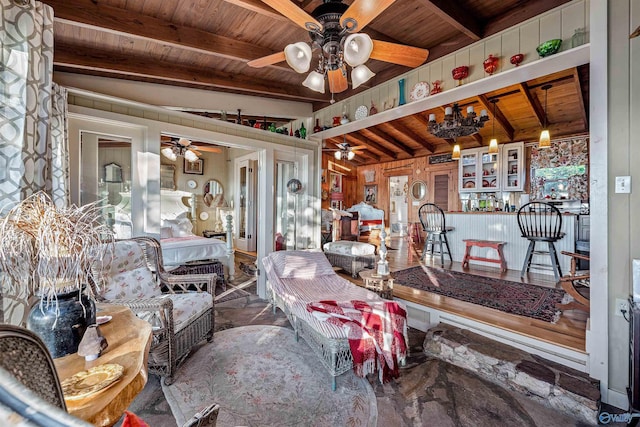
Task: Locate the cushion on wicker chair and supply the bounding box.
[323,241,376,256]
[100,240,161,300]
[267,250,335,279]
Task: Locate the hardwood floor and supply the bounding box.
[338,232,588,353]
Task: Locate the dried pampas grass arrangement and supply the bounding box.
[0,192,113,304]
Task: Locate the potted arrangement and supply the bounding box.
[0,192,113,358]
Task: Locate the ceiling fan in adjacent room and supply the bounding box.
[160,136,222,162]
[248,0,429,94]
[324,140,365,160]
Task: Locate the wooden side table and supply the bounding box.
[359,269,394,299]
[54,305,152,427]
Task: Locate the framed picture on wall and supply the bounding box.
[364,184,377,204]
[184,158,204,175]
[329,172,342,193]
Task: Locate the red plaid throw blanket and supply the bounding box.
[306,300,408,384]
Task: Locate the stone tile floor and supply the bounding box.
[121,293,600,426]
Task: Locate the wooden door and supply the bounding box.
[429,168,456,212]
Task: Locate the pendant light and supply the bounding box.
[451,138,461,160]
[488,98,499,154]
[539,84,552,148]
[287,123,303,194]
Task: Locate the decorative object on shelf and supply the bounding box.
[488,98,499,154]
[572,28,586,48]
[220,111,227,122]
[340,105,350,125]
[369,100,378,115]
[247,2,429,95]
[78,324,108,361]
[236,109,242,124]
[410,81,430,101]
[354,105,368,120]
[268,123,276,132]
[398,78,406,106]
[313,118,322,133]
[536,39,562,57]
[430,80,442,95]
[539,84,552,148]
[299,122,307,138]
[332,116,341,127]
[452,65,469,86]
[483,54,499,75]
[383,98,396,110]
[510,53,524,67]
[0,192,112,358]
[427,103,489,139]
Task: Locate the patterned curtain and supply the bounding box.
[0,0,68,215]
[530,136,589,200]
[0,0,68,325]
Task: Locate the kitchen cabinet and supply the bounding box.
[459,147,500,192]
[500,142,524,191]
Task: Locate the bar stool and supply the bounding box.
[517,201,565,281]
[418,203,454,267]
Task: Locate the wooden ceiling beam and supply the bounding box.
[379,121,435,153]
[360,128,415,156]
[572,68,589,129]
[221,0,292,22]
[518,82,545,128]
[419,0,482,41]
[345,133,398,160]
[43,0,294,73]
[54,43,326,102]
[476,94,515,141]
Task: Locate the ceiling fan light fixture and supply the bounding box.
[334,150,342,160]
[184,149,199,163]
[302,71,326,93]
[161,147,177,162]
[351,64,375,89]
[177,137,191,146]
[284,42,312,73]
[343,33,373,67]
[347,150,355,160]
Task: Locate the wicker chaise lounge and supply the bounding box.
[263,250,398,390]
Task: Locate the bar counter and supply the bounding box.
[440,212,577,275]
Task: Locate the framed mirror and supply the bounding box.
[204,179,225,207]
[410,180,428,201]
[160,164,176,190]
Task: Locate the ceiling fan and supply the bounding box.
[248,0,429,94]
[160,136,222,162]
[324,140,365,160]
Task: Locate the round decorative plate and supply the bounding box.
[410,81,430,101]
[464,181,475,189]
[321,189,329,201]
[96,315,112,325]
[354,105,368,120]
[187,179,197,189]
[199,211,210,221]
[61,363,124,400]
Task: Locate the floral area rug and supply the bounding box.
[162,325,377,427]
[393,266,568,323]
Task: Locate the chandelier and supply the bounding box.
[427,104,489,139]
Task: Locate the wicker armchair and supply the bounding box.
[89,237,215,385]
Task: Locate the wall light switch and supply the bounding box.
[615,176,631,194]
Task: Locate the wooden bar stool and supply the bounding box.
[462,239,507,272]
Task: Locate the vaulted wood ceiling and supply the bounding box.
[46,0,586,162]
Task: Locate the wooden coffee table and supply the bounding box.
[358,269,394,299]
[54,304,152,427]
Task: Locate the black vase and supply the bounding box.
[27,287,96,358]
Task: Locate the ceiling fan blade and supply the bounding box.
[341,0,396,32]
[189,148,203,157]
[327,69,348,93]
[193,145,223,154]
[260,0,323,32]
[370,40,429,68]
[248,51,286,68]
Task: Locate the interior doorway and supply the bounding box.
[235,154,258,252]
[389,175,409,236]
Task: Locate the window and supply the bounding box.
[533,165,587,199]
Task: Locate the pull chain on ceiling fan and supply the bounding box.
[248,0,429,96]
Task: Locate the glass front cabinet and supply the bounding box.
[500,142,524,191]
[458,147,500,192]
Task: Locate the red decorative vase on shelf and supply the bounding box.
[452,66,469,86]
[483,54,499,75]
[510,53,524,67]
[313,118,321,133]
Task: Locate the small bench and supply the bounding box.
[462,239,507,273]
[323,241,376,278]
